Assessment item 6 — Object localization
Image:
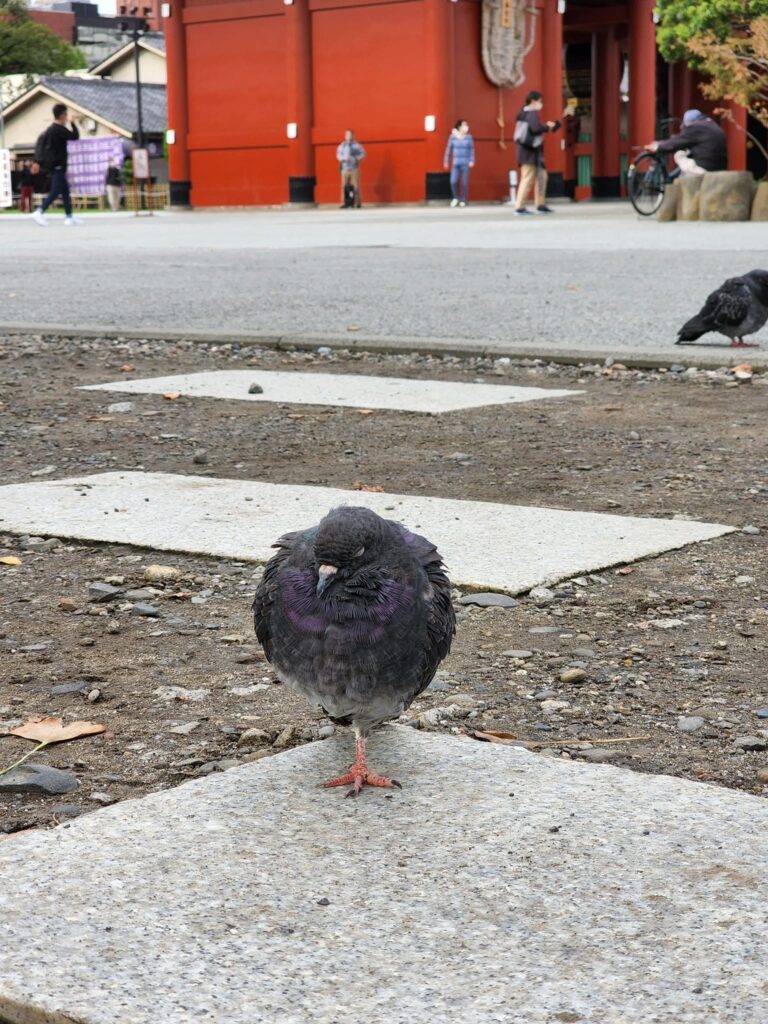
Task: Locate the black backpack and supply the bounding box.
[34,128,55,171]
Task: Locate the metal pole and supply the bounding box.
[0,105,5,150]
[133,29,144,149]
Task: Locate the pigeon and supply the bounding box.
[677,270,768,347]
[253,506,455,795]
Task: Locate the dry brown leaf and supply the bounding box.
[732,363,752,374]
[354,409,374,416]
[162,392,182,401]
[351,482,385,493]
[616,566,634,575]
[9,716,107,745]
[119,364,135,372]
[0,556,21,566]
[346,324,361,332]
[472,730,518,744]
[286,414,304,419]
[86,415,114,423]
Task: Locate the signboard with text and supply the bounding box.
[67,137,124,195]
[132,148,150,180]
[0,149,12,208]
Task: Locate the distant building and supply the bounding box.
[89,32,166,85]
[1,75,167,180]
[27,2,159,66]
[162,0,753,209]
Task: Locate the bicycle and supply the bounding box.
[627,148,680,215]
[627,118,683,216]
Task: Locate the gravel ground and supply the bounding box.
[1,333,767,835]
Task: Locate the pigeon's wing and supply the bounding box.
[392,523,456,698]
[678,279,751,341]
[253,527,316,660]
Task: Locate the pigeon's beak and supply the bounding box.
[317,564,338,596]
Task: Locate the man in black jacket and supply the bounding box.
[514,90,560,215]
[647,109,727,175]
[31,103,83,227]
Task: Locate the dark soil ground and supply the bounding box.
[1,333,766,836]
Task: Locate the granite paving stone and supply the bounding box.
[0,728,766,1024]
[80,370,580,414]
[0,472,733,595]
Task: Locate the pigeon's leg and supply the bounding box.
[323,732,402,797]
[730,337,760,348]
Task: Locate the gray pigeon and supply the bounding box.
[253,506,455,795]
[677,269,768,347]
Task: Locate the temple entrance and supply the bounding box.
[562,0,659,201]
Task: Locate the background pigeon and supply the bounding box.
[677,269,768,347]
[253,506,455,795]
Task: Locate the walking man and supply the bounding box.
[336,129,366,208]
[443,119,475,207]
[31,103,83,227]
[514,90,559,215]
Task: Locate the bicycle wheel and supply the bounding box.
[627,152,667,216]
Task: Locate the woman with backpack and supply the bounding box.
[513,90,560,216]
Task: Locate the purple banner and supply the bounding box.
[67,137,124,195]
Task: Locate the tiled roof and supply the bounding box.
[38,75,166,134]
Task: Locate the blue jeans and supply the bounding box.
[41,168,72,217]
[450,164,470,202]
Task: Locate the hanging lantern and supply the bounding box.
[481,0,539,88]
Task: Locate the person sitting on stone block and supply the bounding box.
[645,109,728,175]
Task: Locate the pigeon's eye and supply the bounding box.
[354,546,365,558]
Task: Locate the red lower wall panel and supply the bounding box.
[190,148,289,206]
[315,141,426,205]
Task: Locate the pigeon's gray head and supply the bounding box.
[313,506,386,595]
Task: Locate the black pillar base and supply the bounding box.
[169,179,191,207]
[425,171,452,201]
[289,176,316,203]
[546,171,565,199]
[591,175,622,199]
[563,178,576,200]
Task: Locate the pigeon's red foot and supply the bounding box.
[323,737,401,797]
[731,339,760,347]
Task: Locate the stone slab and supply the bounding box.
[79,370,580,414]
[0,472,733,594]
[0,728,767,1024]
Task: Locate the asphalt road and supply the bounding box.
[1,204,766,355]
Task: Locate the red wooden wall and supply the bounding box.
[165,0,565,207]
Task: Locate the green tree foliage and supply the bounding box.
[0,0,85,75]
[655,0,768,64]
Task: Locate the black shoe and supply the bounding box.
[536,205,554,213]
[514,208,532,216]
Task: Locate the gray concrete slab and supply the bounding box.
[0,206,765,356]
[0,727,766,1024]
[80,369,579,413]
[0,472,733,594]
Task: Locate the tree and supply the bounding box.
[655,0,768,65]
[0,0,85,75]
[689,16,768,131]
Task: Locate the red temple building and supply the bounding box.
[162,0,752,208]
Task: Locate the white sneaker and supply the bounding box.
[31,209,47,227]
[450,198,459,208]
[64,215,84,226]
[458,201,467,207]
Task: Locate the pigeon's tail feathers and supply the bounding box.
[677,316,708,343]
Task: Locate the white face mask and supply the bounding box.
[532,100,544,111]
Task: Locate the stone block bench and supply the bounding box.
[656,170,767,222]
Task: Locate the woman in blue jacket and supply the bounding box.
[443,119,475,207]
